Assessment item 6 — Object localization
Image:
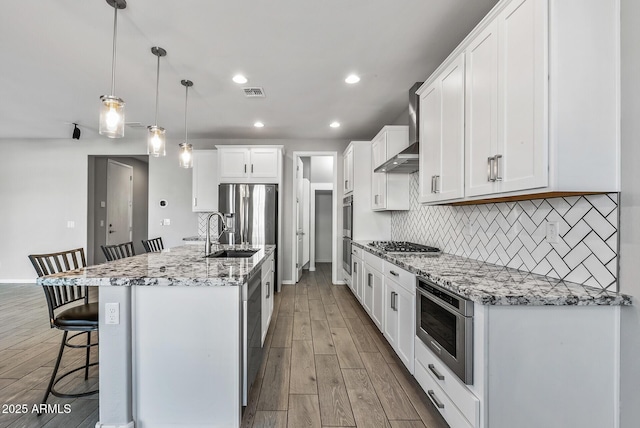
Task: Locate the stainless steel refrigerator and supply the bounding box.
[218,183,278,247]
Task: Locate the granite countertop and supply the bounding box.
[38,244,275,287]
[183,236,205,242]
[352,241,631,306]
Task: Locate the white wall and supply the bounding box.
[310,156,333,183]
[0,137,197,281]
[619,0,640,425]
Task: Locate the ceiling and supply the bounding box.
[0,0,498,141]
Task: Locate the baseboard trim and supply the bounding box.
[281,280,295,285]
[0,279,36,284]
[95,422,135,428]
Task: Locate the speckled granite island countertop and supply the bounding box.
[352,241,631,306]
[38,244,275,287]
[183,236,204,242]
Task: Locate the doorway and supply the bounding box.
[87,156,149,265]
[291,152,338,284]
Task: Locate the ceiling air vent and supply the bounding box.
[243,87,265,98]
[125,122,147,129]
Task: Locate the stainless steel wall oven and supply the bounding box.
[416,277,474,384]
[342,195,353,275]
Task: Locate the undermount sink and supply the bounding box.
[205,249,258,258]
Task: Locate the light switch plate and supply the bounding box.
[546,221,560,244]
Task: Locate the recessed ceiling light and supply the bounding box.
[345,74,360,84]
[254,121,264,128]
[232,74,248,84]
[330,121,341,128]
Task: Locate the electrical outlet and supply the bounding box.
[66,221,75,228]
[105,303,119,325]
[546,221,560,244]
[463,220,473,236]
[164,218,171,226]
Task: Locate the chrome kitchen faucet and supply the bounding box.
[205,212,228,256]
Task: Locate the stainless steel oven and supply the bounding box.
[343,237,352,275]
[416,277,474,384]
[342,195,353,239]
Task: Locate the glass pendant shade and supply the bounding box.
[179,143,193,168]
[147,125,166,157]
[99,95,125,138]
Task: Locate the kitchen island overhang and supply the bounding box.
[38,244,276,428]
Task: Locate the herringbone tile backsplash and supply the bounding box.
[391,173,619,291]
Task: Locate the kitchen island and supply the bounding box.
[38,244,276,428]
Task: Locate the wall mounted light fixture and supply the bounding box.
[179,79,194,168]
[72,123,81,140]
[147,46,167,157]
[99,0,126,138]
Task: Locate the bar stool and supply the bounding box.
[101,241,135,261]
[27,248,98,411]
[141,237,164,253]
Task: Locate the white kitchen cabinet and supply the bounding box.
[363,263,384,330]
[343,145,354,194]
[465,0,547,198]
[418,53,465,204]
[261,253,275,345]
[192,150,218,212]
[371,127,410,211]
[217,146,283,183]
[419,0,619,204]
[351,252,363,304]
[383,262,415,374]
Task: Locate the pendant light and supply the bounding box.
[179,79,194,168]
[99,0,126,138]
[147,47,167,157]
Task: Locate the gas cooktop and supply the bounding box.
[368,241,441,255]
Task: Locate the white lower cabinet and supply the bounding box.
[363,252,384,331]
[383,262,415,374]
[261,254,275,345]
[351,252,364,304]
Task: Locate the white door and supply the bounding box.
[106,160,133,245]
[302,179,310,267]
[295,157,304,282]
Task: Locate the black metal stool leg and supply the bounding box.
[39,330,68,416]
[84,331,91,380]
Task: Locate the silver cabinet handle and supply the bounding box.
[487,157,495,182]
[374,194,379,205]
[391,291,398,311]
[266,281,270,298]
[345,180,348,189]
[367,273,372,287]
[353,262,357,273]
[251,164,254,173]
[431,175,435,193]
[244,164,247,173]
[389,270,399,277]
[427,390,445,409]
[494,154,503,181]
[193,197,197,207]
[390,291,394,309]
[434,175,440,194]
[428,364,445,380]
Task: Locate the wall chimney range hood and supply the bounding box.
[374,82,423,174]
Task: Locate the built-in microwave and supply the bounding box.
[416,277,474,384]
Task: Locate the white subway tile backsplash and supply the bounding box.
[390,173,619,290]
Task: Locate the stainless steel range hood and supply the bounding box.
[374,82,423,174]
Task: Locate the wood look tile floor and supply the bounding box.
[0,264,449,428]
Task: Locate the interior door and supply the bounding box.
[295,157,304,282]
[106,160,133,245]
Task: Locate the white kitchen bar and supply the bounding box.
[38,245,275,428]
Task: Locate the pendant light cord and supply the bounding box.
[184,84,189,142]
[110,3,118,96]
[154,53,160,126]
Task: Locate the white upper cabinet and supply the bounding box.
[192,150,218,212]
[343,145,354,194]
[217,146,283,183]
[418,53,465,204]
[419,0,619,203]
[370,126,410,211]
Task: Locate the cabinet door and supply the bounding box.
[383,280,398,349]
[344,146,353,193]
[419,82,442,203]
[496,0,547,193]
[249,148,279,179]
[437,53,465,201]
[371,132,387,169]
[219,148,250,180]
[371,172,385,210]
[363,264,374,315]
[371,267,384,331]
[353,256,363,303]
[395,285,415,373]
[465,20,499,197]
[192,150,218,212]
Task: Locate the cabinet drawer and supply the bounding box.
[415,338,479,426]
[351,246,363,259]
[383,262,415,293]
[363,250,384,272]
[414,359,474,428]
